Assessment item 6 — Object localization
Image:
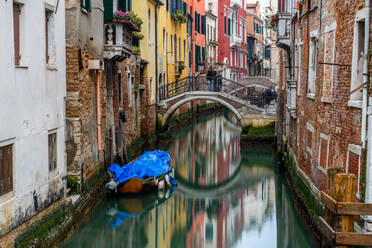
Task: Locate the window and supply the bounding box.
[166,33,168,64]
[239,18,243,37]
[163,29,166,55]
[81,0,91,11]
[297,43,303,95]
[13,3,22,65]
[201,15,206,35]
[148,9,151,44]
[318,134,329,174]
[224,8,227,35]
[350,10,366,104]
[321,23,336,102]
[0,144,13,197]
[174,35,177,63]
[306,123,314,156]
[45,8,56,65]
[307,31,317,98]
[183,40,186,61]
[171,35,173,63]
[240,52,243,68]
[228,17,231,36]
[127,72,131,106]
[48,132,57,176]
[179,38,181,60]
[346,144,362,196]
[118,0,131,12]
[118,73,122,103]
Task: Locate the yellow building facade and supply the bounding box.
[133,0,188,104]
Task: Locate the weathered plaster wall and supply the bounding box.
[0,0,66,241]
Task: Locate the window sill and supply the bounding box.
[47,64,58,71]
[318,165,326,174]
[348,100,362,109]
[307,93,315,100]
[321,96,333,104]
[81,8,88,15]
[15,64,28,69]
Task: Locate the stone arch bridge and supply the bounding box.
[158,76,277,125]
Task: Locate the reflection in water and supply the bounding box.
[169,112,241,187]
[61,111,317,248]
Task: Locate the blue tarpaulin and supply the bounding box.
[108,150,173,184]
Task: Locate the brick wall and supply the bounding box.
[65,46,106,182]
[278,0,371,194]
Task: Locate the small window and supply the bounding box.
[350,17,365,102]
[307,35,317,97]
[48,133,57,174]
[318,134,329,173]
[0,144,13,197]
[347,144,362,196]
[45,9,56,65]
[148,9,151,44]
[127,73,131,106]
[13,3,22,65]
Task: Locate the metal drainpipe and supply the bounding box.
[364,0,372,217]
[155,2,159,133]
[96,70,102,151]
[363,0,370,149]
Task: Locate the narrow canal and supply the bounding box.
[61,110,317,248]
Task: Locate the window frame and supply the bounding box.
[0,139,15,200]
[317,133,330,174]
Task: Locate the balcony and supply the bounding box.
[230,0,242,9]
[104,23,133,60]
[230,34,242,47]
[286,79,297,117]
[274,12,291,50]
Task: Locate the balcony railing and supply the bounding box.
[275,12,291,50]
[230,34,242,47]
[231,0,242,9]
[104,23,133,59]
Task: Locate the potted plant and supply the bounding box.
[112,10,142,31]
[171,10,186,23]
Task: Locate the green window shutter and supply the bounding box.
[224,16,226,34]
[201,15,206,35]
[118,0,125,11]
[195,11,197,31]
[228,19,231,35]
[128,0,132,11]
[202,47,205,61]
[104,0,113,21]
[81,0,91,12]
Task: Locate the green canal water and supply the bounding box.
[61,111,317,248]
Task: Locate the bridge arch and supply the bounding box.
[161,95,242,126]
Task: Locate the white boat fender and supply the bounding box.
[165,174,171,186]
[158,190,164,198]
[165,190,170,199]
[106,180,118,192]
[158,179,165,190]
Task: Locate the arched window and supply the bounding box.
[148,9,151,43]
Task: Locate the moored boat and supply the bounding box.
[106,150,177,194]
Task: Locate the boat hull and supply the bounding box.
[118,178,157,194]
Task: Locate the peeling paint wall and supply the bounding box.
[0,0,66,241]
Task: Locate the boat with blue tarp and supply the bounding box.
[106,150,177,194]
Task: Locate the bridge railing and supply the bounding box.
[159,76,277,109]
